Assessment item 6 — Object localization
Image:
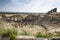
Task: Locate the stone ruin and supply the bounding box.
[48,8,57,13]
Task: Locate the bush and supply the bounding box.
[55,32,60,36]
[35,32,42,37]
[35,32,52,38]
[0,28,4,35]
[9,28,17,40]
[1,28,17,40]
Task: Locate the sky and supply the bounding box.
[0,0,60,13]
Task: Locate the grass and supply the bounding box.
[0,27,60,40]
[20,29,30,35]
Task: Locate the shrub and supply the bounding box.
[35,32,42,37]
[1,28,17,40]
[9,28,17,40]
[35,32,52,38]
[55,32,60,36]
[0,28,4,35]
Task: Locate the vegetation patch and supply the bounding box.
[0,28,17,40]
[35,32,53,38]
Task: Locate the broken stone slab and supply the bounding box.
[16,35,36,40]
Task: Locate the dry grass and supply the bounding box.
[17,25,46,35]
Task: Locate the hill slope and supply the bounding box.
[0,12,60,34]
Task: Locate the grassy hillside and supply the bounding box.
[0,12,60,36]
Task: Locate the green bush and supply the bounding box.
[9,28,17,40]
[35,32,52,38]
[35,32,42,37]
[0,28,4,35]
[1,28,17,40]
[55,32,60,36]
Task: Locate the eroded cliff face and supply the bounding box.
[0,12,60,34]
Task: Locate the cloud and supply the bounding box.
[0,0,60,12]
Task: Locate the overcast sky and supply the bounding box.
[0,0,60,13]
